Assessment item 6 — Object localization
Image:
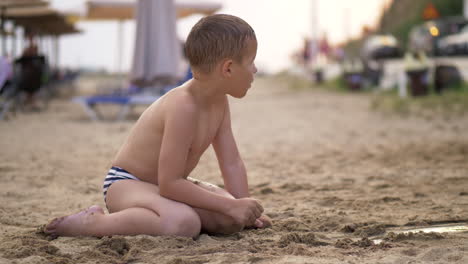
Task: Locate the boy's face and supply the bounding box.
[227,39,257,98]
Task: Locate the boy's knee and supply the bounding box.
[161,209,201,238]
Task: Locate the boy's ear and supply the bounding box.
[221,59,233,78]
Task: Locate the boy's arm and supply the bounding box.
[213,98,272,228]
[212,98,249,199]
[158,97,262,225]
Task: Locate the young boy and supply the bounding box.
[45,14,271,238]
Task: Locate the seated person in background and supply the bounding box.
[44,14,271,238]
[15,38,46,109]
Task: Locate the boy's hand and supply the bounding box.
[253,214,272,228]
[228,198,263,226]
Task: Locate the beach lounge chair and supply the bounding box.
[72,93,161,121]
[73,68,193,121]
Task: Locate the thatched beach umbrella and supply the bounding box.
[1,1,79,66]
[83,0,221,21]
[0,0,48,55]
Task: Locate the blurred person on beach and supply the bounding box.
[44,14,271,238]
[14,33,46,110]
[302,37,311,67]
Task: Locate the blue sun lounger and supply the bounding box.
[72,94,161,121]
[73,69,193,121]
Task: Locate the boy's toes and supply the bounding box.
[42,206,104,237]
[44,217,64,234]
[254,219,263,228]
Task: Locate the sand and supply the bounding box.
[0,76,467,264]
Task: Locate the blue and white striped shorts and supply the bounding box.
[103,166,140,202]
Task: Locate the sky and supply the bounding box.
[49,0,391,74]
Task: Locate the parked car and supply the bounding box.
[361,34,401,60]
[408,16,468,56]
[437,24,468,55]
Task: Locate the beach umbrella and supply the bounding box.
[70,0,221,74]
[0,1,79,65]
[130,0,181,87]
[0,0,49,55]
[81,0,221,21]
[5,7,81,68]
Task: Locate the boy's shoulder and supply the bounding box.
[160,82,229,121]
[164,86,192,103]
[161,86,199,119]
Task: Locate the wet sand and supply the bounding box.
[0,76,467,263]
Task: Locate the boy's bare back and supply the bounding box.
[112,81,228,186]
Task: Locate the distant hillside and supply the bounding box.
[378,0,463,48]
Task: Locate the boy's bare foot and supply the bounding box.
[44,205,104,237]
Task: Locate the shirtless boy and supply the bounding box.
[45,14,271,238]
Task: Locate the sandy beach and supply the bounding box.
[0,76,467,264]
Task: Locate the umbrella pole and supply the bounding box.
[12,25,17,57]
[50,36,55,69]
[1,6,5,56]
[54,35,59,69]
[117,20,124,73]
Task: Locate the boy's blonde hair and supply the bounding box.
[185,14,256,74]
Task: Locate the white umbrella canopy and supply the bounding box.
[64,0,221,76]
[131,0,181,87]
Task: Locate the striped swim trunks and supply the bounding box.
[103,166,140,202]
